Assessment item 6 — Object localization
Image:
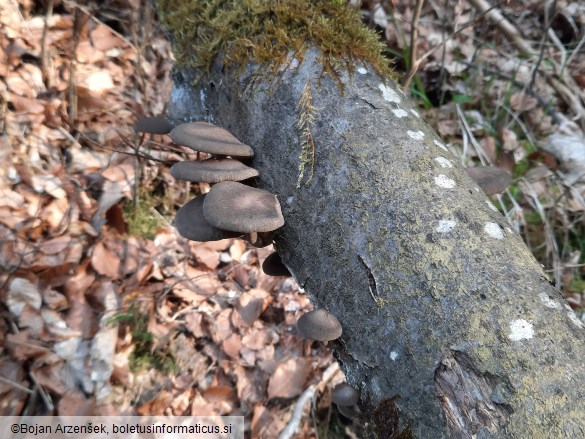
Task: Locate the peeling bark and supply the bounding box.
[166,50,585,438]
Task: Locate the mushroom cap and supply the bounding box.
[337,404,360,419]
[170,122,254,157]
[170,159,259,183]
[296,309,342,341]
[466,166,512,196]
[203,181,284,233]
[331,383,359,406]
[262,252,291,277]
[175,195,241,242]
[133,116,174,134]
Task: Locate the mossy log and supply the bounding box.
[163,30,585,439]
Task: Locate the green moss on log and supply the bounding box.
[157,0,395,84]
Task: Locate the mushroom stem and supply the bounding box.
[249,231,258,244]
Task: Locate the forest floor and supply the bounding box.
[0,0,584,438]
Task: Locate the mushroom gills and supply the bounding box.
[262,252,291,276]
[337,404,360,419]
[174,195,241,242]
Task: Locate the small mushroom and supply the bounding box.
[203,181,284,242]
[337,404,361,419]
[170,122,254,157]
[174,195,241,242]
[133,116,174,134]
[262,252,291,277]
[331,383,359,406]
[170,159,259,183]
[296,309,342,341]
[466,166,512,196]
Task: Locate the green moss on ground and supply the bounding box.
[157,0,395,84]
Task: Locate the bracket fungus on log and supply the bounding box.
[170,121,254,157]
[262,252,291,277]
[174,195,241,242]
[133,116,174,134]
[170,159,259,183]
[466,166,512,196]
[296,309,342,341]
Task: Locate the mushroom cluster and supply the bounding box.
[134,119,286,245]
[134,118,344,342]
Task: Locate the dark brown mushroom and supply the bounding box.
[174,195,241,242]
[203,181,284,235]
[296,309,342,341]
[170,159,259,183]
[466,166,512,196]
[337,404,360,419]
[331,383,359,406]
[133,116,174,134]
[262,252,291,277]
[170,121,254,157]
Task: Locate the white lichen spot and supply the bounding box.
[287,196,294,205]
[538,292,561,309]
[436,220,456,233]
[567,309,584,328]
[411,109,420,118]
[392,108,409,118]
[474,187,480,192]
[357,66,367,75]
[486,200,498,212]
[407,130,425,140]
[434,174,456,188]
[484,222,504,239]
[434,157,453,168]
[377,83,401,103]
[433,139,448,151]
[390,351,399,361]
[508,319,534,341]
[505,227,513,234]
[290,58,299,69]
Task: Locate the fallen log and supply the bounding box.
[158,2,585,437]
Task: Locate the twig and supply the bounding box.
[67,7,88,125]
[278,362,340,439]
[0,376,34,394]
[528,0,556,91]
[402,0,425,92]
[29,372,54,412]
[40,0,54,87]
[62,0,136,50]
[405,0,509,85]
[466,0,535,55]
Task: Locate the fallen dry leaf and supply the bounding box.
[267,358,311,400]
[91,241,120,278]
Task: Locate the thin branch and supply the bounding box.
[466,0,535,55]
[278,362,340,439]
[402,0,425,92]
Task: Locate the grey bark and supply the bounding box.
[168,50,585,438]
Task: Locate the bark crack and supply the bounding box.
[358,254,379,302]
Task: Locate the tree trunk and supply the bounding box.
[164,42,585,439]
